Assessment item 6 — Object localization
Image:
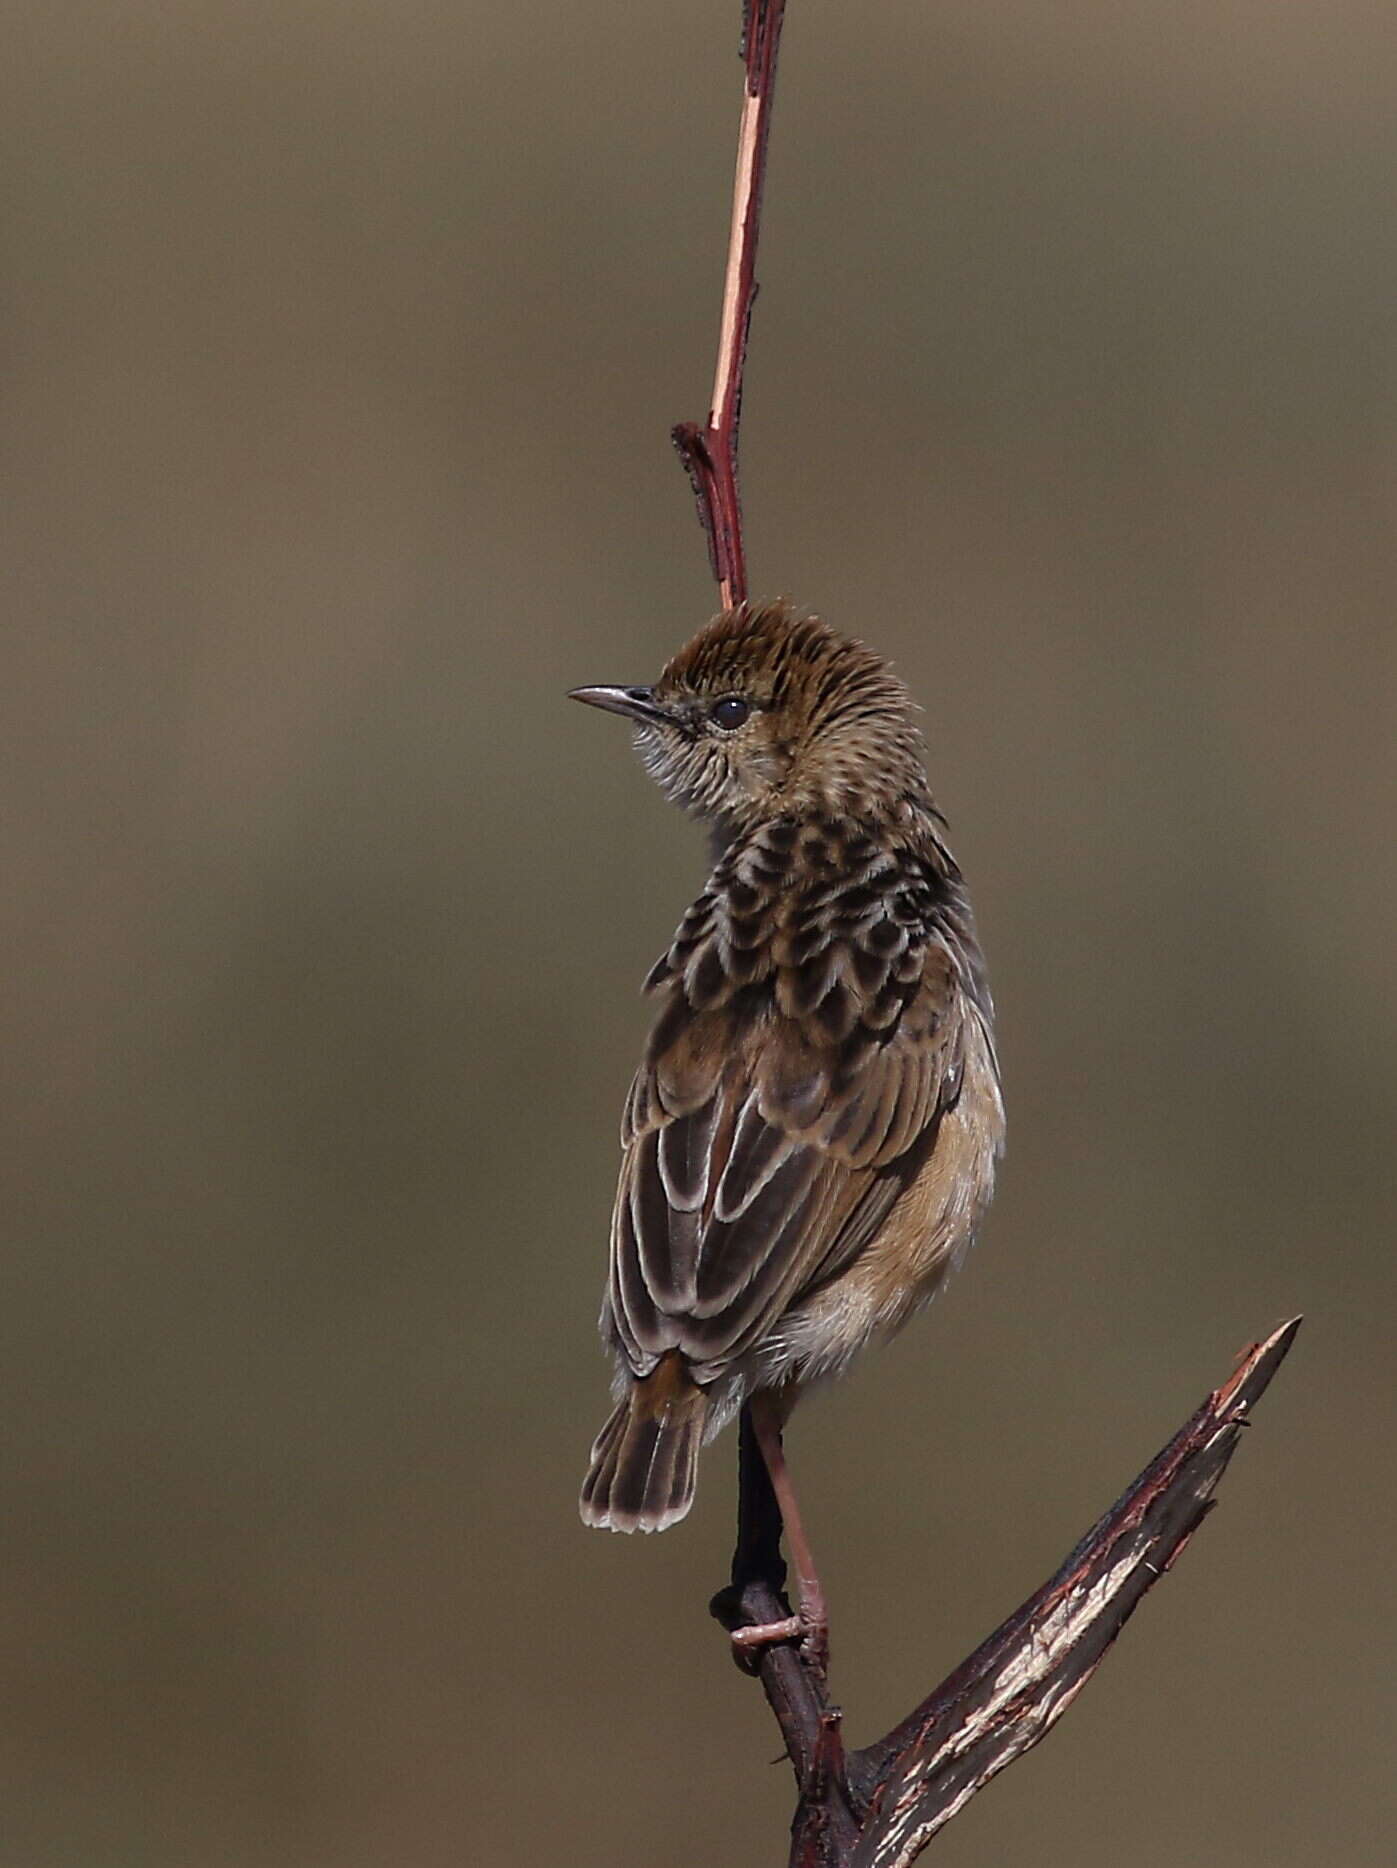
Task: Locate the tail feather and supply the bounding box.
[580,1354,707,1533]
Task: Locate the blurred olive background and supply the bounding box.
[2,2,1393,1864]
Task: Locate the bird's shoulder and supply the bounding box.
[624,814,985,1167]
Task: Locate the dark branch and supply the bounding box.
[673,0,788,608]
[713,1319,1302,1867]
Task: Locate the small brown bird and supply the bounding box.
[571,601,1003,1652]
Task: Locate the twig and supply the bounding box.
[712,1319,1302,1866]
[672,0,788,608]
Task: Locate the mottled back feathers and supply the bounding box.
[611,811,985,1382]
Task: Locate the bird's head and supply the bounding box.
[570,601,930,834]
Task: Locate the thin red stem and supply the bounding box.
[673,0,788,609]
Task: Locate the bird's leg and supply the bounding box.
[730,1401,787,1595]
[729,1390,829,1670]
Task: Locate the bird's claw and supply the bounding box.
[729,1604,828,1675]
[799,1610,829,1672]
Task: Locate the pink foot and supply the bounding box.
[730,1592,828,1671]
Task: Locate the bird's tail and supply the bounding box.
[580,1353,708,1533]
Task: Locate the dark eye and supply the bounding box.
[710,695,750,731]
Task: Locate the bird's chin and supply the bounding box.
[633,726,682,795]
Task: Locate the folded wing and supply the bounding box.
[608,821,976,1383]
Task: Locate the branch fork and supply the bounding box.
[713,1321,1301,1867]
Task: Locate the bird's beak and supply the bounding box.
[568,684,669,726]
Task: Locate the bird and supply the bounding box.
[570,600,1003,1656]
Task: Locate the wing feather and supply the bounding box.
[605,820,983,1379]
[692,1145,824,1316]
[713,1096,796,1223]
